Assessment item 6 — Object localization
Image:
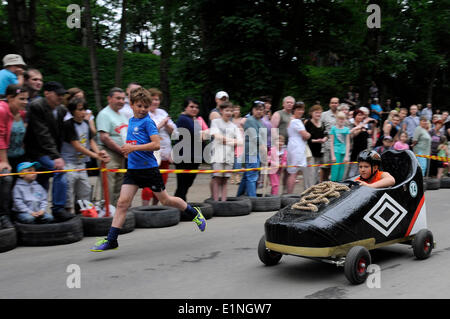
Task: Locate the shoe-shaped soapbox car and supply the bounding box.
[258,150,434,284]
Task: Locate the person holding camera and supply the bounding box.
[348,109,372,177]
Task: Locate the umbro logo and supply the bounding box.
[363,193,408,237]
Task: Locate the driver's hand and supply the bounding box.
[357,180,369,187]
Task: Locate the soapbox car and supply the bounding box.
[258,150,434,285]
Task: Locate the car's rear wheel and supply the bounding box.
[412,229,434,260]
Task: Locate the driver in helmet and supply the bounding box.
[355,150,395,188]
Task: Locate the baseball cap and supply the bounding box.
[3,54,26,67]
[383,135,393,141]
[43,81,67,95]
[215,91,229,100]
[17,161,41,173]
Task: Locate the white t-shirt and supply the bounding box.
[96,106,128,146]
[287,119,307,167]
[210,118,242,164]
[118,100,134,121]
[148,108,178,161]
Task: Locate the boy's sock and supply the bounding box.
[106,227,121,242]
[184,204,197,220]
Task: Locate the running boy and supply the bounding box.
[355,150,395,188]
[90,88,206,252]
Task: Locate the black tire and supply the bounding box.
[281,194,302,208]
[440,177,450,189]
[180,202,214,221]
[344,246,371,285]
[204,197,252,216]
[81,211,135,236]
[412,229,434,260]
[132,206,180,228]
[245,194,281,212]
[425,178,440,190]
[15,215,84,246]
[258,235,282,266]
[0,228,17,253]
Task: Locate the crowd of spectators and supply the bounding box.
[0,53,448,228]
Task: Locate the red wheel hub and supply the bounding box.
[424,239,431,253]
[357,258,367,274]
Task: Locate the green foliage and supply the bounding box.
[36,43,160,113]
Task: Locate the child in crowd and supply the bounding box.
[268,135,287,195]
[209,101,242,201]
[61,97,110,213]
[436,136,448,179]
[90,87,207,252]
[374,135,394,154]
[12,162,54,224]
[393,132,410,151]
[329,112,350,182]
[231,104,244,184]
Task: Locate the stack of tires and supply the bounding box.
[81,211,135,236]
[204,197,252,217]
[131,206,180,228]
[0,227,17,253]
[440,176,450,189]
[242,194,281,212]
[424,177,440,191]
[15,215,84,246]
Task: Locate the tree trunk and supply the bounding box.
[427,65,439,104]
[7,0,37,62]
[159,0,174,111]
[83,0,102,109]
[115,0,128,88]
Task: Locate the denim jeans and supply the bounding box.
[36,155,68,212]
[416,152,428,177]
[236,156,260,197]
[0,169,13,216]
[16,212,54,224]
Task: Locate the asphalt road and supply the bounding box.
[1,176,449,299]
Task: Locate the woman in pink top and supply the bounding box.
[393,131,410,151]
[0,84,28,172]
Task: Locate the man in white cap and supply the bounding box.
[0,54,26,95]
[209,91,229,123]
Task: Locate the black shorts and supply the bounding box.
[123,168,166,192]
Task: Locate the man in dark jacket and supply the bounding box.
[24,81,71,220]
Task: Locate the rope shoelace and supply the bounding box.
[291,181,350,212]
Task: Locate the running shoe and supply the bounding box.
[192,207,207,232]
[90,238,118,252]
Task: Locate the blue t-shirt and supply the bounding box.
[0,69,19,95]
[126,115,159,169]
[370,103,382,120]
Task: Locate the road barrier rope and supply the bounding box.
[0,154,448,177]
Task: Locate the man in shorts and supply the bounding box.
[90,88,207,252]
